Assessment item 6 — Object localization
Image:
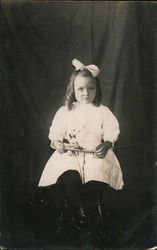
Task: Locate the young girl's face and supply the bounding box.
[74,76,96,104]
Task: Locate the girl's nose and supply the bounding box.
[83,88,88,95]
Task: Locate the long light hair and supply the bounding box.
[64,68,102,110]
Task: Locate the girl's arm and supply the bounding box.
[102,107,120,145]
[94,140,112,158]
[48,107,67,153]
[94,107,120,158]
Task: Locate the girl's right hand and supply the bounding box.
[53,140,67,154]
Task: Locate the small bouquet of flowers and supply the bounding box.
[64,130,101,153]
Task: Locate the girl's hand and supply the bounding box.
[53,140,67,154]
[94,141,112,158]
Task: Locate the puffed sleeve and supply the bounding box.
[48,106,67,144]
[102,106,120,144]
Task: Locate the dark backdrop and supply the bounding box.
[1,1,157,248]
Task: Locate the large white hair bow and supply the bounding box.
[72,58,100,77]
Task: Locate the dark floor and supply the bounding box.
[1,184,156,249]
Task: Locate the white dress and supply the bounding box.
[38,103,124,190]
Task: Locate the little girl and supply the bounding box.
[38,59,124,238]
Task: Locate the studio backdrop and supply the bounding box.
[1,1,157,248]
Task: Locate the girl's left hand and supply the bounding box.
[94,141,112,158]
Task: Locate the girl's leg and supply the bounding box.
[57,170,85,215]
[83,181,106,224]
[32,172,83,247]
[54,170,85,246]
[56,170,86,220]
[82,181,115,247]
[57,170,83,201]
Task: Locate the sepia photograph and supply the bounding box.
[1,1,157,249]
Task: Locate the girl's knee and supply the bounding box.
[59,170,82,185]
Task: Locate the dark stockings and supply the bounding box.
[36,170,115,247]
[53,170,84,218]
